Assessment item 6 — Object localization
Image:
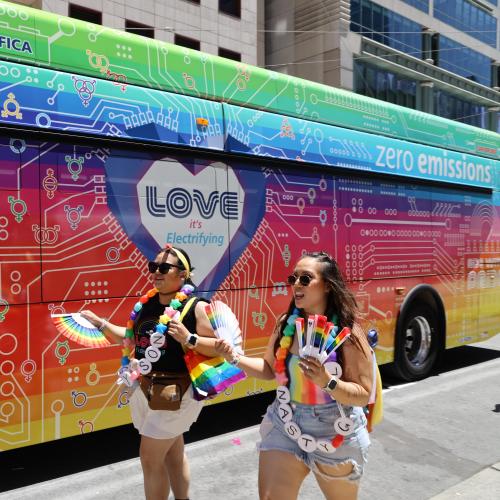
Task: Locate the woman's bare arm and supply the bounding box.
[80,310,125,344]
[214,323,280,380]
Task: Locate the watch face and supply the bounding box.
[327,377,338,390]
[188,334,197,345]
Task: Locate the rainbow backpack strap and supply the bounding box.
[366,350,383,432]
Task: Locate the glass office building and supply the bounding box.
[265,0,500,131]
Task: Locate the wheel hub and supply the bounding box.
[405,316,432,366]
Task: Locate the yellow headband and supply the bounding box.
[168,246,191,279]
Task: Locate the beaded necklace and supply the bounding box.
[273,308,354,453]
[118,284,194,387]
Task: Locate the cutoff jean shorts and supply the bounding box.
[258,399,370,481]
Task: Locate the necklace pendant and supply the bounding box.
[150,332,166,348]
[284,421,301,440]
[317,439,337,453]
[145,346,161,363]
[334,417,355,436]
[278,403,293,423]
[276,385,291,403]
[138,358,152,375]
[297,434,317,453]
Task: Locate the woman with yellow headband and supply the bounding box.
[81,244,217,500]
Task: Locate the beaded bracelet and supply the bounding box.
[230,352,241,366]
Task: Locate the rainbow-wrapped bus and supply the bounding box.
[0,0,498,451]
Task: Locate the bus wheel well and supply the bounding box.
[390,286,445,381]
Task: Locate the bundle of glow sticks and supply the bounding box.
[297,314,351,363]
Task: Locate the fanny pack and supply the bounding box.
[139,297,197,411]
[140,371,191,411]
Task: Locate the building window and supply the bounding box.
[438,36,492,87]
[219,1,241,18]
[434,0,497,49]
[354,61,417,110]
[401,0,429,12]
[68,4,102,24]
[218,47,241,61]
[174,34,200,51]
[125,20,155,39]
[434,89,487,128]
[350,0,422,56]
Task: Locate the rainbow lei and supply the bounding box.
[118,284,195,386]
[274,307,300,385]
[273,307,347,451]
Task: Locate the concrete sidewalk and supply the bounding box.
[3,338,500,499]
[2,425,500,500]
[429,462,500,500]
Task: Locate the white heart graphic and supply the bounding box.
[137,160,244,285]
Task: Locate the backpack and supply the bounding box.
[366,350,383,432]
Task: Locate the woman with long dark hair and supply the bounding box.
[216,251,373,500]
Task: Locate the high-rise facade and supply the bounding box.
[266,0,500,131]
[11,0,261,64]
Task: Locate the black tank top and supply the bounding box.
[134,295,204,372]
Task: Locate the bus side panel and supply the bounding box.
[38,144,149,304]
[0,300,135,452]
[0,140,42,306]
[476,191,500,341]
[38,147,240,302]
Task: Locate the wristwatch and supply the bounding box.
[185,333,199,348]
[323,375,338,393]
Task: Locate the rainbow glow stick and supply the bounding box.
[309,315,328,358]
[304,315,316,356]
[296,317,305,356]
[319,322,334,352]
[320,324,339,354]
[320,327,351,363]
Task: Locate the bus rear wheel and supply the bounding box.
[393,302,440,381]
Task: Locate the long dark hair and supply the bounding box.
[275,251,361,352]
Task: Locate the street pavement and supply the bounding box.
[2,335,500,499]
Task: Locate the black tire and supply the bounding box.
[391,301,441,381]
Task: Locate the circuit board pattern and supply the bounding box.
[0,0,499,453]
[0,0,498,158]
[0,59,224,150]
[224,104,499,190]
[1,135,499,451]
[0,59,497,193]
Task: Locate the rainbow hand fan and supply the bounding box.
[51,313,111,348]
[205,301,243,354]
[183,301,246,401]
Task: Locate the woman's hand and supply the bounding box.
[298,356,330,389]
[80,310,104,329]
[214,339,234,361]
[167,319,190,345]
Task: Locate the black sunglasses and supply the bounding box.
[148,261,181,274]
[287,274,313,286]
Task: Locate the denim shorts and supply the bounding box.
[257,399,370,481]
